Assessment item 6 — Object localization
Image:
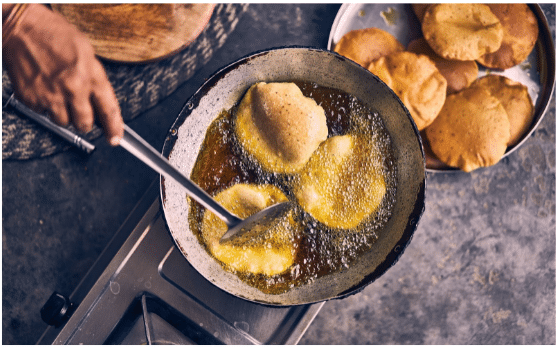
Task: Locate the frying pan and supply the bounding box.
[160,47,425,305]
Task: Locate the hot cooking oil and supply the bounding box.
[188,81,397,294]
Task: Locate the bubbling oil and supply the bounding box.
[188,81,397,294]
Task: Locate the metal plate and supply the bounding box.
[328,4,555,173]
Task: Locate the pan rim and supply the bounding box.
[159,46,426,306]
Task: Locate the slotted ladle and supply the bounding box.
[120,125,292,244]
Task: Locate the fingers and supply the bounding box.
[47,96,71,128]
[41,59,122,142]
[90,61,124,146]
[68,96,95,133]
[15,66,121,142]
[3,4,123,144]
[19,86,72,129]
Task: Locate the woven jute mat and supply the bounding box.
[2,3,248,160]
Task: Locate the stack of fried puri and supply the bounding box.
[472,75,535,147]
[333,3,538,172]
[333,27,404,68]
[422,4,505,61]
[477,4,539,70]
[426,75,534,172]
[407,38,479,95]
[419,3,539,70]
[368,51,447,131]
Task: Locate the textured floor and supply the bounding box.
[2,4,556,345]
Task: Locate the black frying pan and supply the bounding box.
[160,47,425,305]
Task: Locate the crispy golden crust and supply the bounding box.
[477,4,539,70]
[333,27,404,68]
[408,38,478,94]
[201,183,296,276]
[422,4,504,61]
[425,85,510,172]
[235,82,328,174]
[368,51,447,131]
[472,75,534,147]
[293,135,386,230]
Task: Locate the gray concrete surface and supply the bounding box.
[2,4,555,344]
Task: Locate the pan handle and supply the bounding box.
[120,124,242,227]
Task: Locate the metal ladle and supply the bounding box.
[120,125,292,244]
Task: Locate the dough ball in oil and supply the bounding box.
[294,134,387,230]
[234,82,328,174]
[201,183,297,276]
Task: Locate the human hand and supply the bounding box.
[2,3,124,145]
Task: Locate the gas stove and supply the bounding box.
[38,181,323,344]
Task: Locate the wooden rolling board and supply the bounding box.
[51,4,215,63]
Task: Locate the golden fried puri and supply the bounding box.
[293,134,386,229]
[472,75,534,147]
[422,4,504,61]
[201,183,296,276]
[368,51,447,130]
[234,82,328,174]
[477,4,539,70]
[425,85,510,172]
[408,38,479,94]
[334,27,405,68]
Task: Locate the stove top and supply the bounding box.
[38,181,323,344]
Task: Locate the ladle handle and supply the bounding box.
[3,91,95,154]
[120,125,242,227]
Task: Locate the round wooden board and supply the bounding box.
[51,4,215,63]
